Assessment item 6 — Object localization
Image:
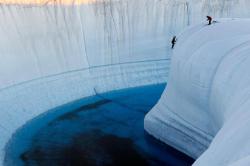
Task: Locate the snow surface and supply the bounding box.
[145,19,250,166]
[1,0,250,165]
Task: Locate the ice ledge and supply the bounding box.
[145,106,212,159]
[145,19,250,165]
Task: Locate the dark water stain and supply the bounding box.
[52,99,111,122]
[20,129,149,166]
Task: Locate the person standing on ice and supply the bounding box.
[207,16,212,25]
[171,36,177,49]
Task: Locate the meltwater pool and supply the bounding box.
[4,84,194,166]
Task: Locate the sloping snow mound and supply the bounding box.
[145,19,250,165]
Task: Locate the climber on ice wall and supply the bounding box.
[207,16,212,25]
[171,36,177,49]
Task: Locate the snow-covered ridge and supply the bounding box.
[145,19,250,165]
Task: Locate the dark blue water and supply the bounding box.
[4,84,194,166]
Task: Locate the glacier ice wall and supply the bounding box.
[0,2,173,165]
[1,0,250,165]
[145,19,250,166]
[2,0,250,90]
[1,0,250,89]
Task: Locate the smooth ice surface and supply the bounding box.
[145,19,250,166]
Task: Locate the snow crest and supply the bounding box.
[145,19,250,166]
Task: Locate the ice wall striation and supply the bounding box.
[145,19,250,166]
[0,0,250,165]
[0,1,173,165]
[1,0,250,90]
[1,1,250,89]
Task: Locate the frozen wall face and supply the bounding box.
[145,19,250,166]
[0,2,167,89]
[0,0,250,165]
[1,0,250,89]
[0,1,175,165]
[0,1,174,165]
[2,0,250,90]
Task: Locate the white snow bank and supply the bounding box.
[145,19,250,165]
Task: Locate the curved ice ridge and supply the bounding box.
[145,19,250,166]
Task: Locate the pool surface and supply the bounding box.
[4,84,194,166]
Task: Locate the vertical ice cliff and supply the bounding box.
[145,19,250,165]
[0,1,175,165]
[1,0,250,89]
[0,0,250,165]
